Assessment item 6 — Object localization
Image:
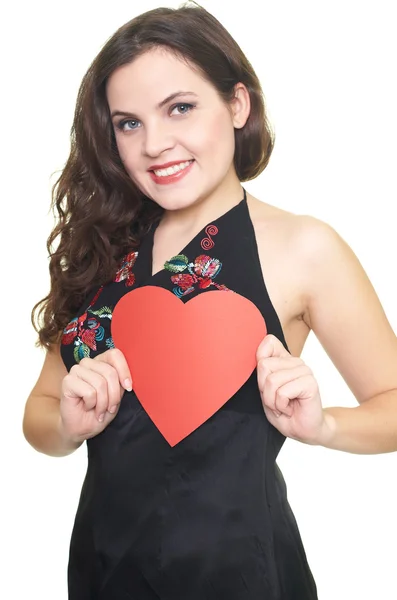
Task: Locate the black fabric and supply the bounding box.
[61,191,318,599]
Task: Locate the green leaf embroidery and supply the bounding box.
[74,343,90,363]
[90,306,113,318]
[164,255,189,274]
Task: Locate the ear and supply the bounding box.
[230,83,251,129]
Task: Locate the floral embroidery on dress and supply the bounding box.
[164,253,230,298]
[114,251,138,286]
[61,251,138,362]
[62,306,114,363]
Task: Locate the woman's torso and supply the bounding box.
[60,190,318,600]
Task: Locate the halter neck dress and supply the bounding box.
[60,190,318,599]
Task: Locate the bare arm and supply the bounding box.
[257,215,397,454]
[23,344,82,457]
[302,217,397,453]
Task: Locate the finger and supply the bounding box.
[95,348,133,392]
[259,365,312,416]
[257,356,304,379]
[275,375,319,413]
[257,358,299,416]
[73,367,110,421]
[78,357,122,414]
[257,359,308,408]
[62,372,99,413]
[256,334,290,362]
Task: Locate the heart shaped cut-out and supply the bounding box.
[111,287,267,446]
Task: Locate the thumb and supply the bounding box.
[256,334,289,361]
[95,347,133,392]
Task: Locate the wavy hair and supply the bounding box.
[32,2,275,348]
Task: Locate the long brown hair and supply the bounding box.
[32,2,275,348]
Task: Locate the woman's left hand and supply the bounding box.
[256,334,331,445]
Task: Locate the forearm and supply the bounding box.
[316,390,397,454]
[23,395,83,458]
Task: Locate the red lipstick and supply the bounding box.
[149,159,194,185]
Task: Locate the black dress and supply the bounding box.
[60,190,318,599]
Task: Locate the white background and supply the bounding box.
[2,1,396,598]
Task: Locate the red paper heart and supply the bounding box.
[111,287,267,446]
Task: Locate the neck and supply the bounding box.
[160,176,244,233]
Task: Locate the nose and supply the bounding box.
[142,120,175,158]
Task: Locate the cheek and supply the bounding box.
[115,136,139,174]
[115,136,130,162]
[197,112,235,156]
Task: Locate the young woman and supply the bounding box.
[23,4,397,599]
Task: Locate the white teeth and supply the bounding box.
[153,160,192,177]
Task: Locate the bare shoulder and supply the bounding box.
[247,193,338,250]
[247,194,349,284]
[246,193,355,354]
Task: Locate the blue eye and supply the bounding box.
[116,119,141,132]
[170,103,195,115]
[115,102,195,133]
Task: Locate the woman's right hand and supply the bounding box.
[59,348,132,444]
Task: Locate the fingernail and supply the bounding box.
[124,378,132,392]
[98,413,105,422]
[273,411,281,418]
[109,405,117,414]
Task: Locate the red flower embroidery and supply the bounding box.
[170,273,196,290]
[198,278,212,289]
[61,250,138,361]
[165,252,229,298]
[114,251,138,287]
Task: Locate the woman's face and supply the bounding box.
[106,47,247,212]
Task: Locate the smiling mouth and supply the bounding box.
[151,160,194,177]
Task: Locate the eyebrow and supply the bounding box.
[110,91,198,119]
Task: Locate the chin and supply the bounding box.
[143,185,207,212]
[152,196,199,212]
